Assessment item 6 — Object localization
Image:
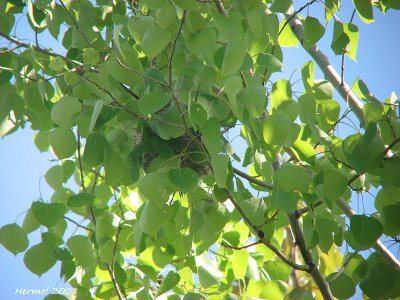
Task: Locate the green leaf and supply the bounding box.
[52,247,73,261]
[155,271,181,297]
[350,215,383,245]
[83,48,99,65]
[24,243,56,276]
[157,106,186,140]
[256,53,283,69]
[127,16,155,44]
[22,209,41,234]
[31,201,65,228]
[45,165,63,191]
[354,0,374,23]
[140,201,171,235]
[48,127,76,160]
[360,264,395,299]
[278,18,298,47]
[313,79,334,100]
[292,139,316,164]
[66,235,96,269]
[64,71,79,85]
[183,293,205,300]
[298,93,316,123]
[331,21,350,55]
[49,57,65,72]
[301,61,315,92]
[0,223,29,255]
[237,197,267,226]
[221,40,247,76]
[186,28,216,58]
[138,171,171,205]
[168,168,199,192]
[33,130,50,152]
[263,112,291,145]
[232,249,249,280]
[264,261,291,281]
[323,169,347,200]
[343,23,359,60]
[141,25,171,58]
[329,272,356,299]
[270,0,292,13]
[61,160,75,183]
[138,92,171,115]
[364,102,384,124]
[259,280,288,300]
[67,193,95,207]
[211,153,229,188]
[381,202,400,236]
[271,188,297,212]
[83,133,108,167]
[308,113,332,145]
[189,103,208,128]
[274,164,311,193]
[201,117,221,157]
[303,17,325,49]
[51,96,81,127]
[89,100,104,133]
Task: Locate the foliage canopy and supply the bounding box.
[1,0,400,299]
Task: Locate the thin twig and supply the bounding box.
[76,132,86,193]
[232,167,274,190]
[0,31,97,72]
[221,241,261,250]
[327,251,358,283]
[106,263,125,300]
[58,0,93,48]
[278,0,317,37]
[224,188,310,272]
[297,200,323,216]
[169,10,186,88]
[112,46,169,88]
[64,216,93,231]
[383,137,400,156]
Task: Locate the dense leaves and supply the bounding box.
[1,0,400,299]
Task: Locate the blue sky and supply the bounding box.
[0,2,399,299]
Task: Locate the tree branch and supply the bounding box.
[58,0,93,48]
[0,31,97,72]
[224,188,310,272]
[271,158,334,300]
[64,216,93,231]
[327,251,358,284]
[335,198,400,269]
[169,10,186,88]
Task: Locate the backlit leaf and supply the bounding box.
[66,235,96,269]
[31,201,65,228]
[48,127,76,160]
[232,249,249,279]
[0,223,29,255]
[155,271,181,297]
[211,154,229,188]
[24,243,56,276]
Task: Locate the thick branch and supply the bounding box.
[271,159,334,300]
[224,188,310,272]
[284,14,365,128]
[335,198,400,269]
